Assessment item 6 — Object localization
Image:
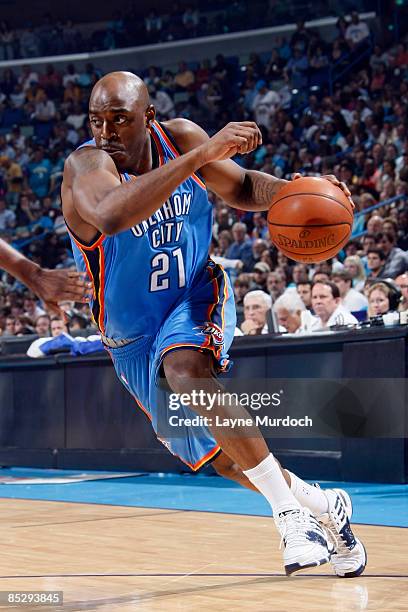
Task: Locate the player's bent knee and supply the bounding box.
[163,351,214,394]
[163,362,200,393]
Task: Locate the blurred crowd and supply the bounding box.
[0,10,407,339]
[0,1,373,59]
[1,3,258,59]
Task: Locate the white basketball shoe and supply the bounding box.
[317,487,367,578]
[275,507,334,576]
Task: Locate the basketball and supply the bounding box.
[267,177,354,263]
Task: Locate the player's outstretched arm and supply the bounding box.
[0,238,91,316]
[163,118,287,211]
[63,122,264,236]
[165,119,352,211]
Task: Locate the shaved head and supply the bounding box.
[88,71,155,173]
[90,71,150,112]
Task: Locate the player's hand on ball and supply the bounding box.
[201,122,262,163]
[292,173,355,209]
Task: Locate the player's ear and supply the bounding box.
[145,105,155,128]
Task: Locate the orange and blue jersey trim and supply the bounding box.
[68,229,105,251]
[132,396,153,422]
[158,263,229,370]
[97,243,105,332]
[187,444,221,471]
[67,226,106,334]
[216,265,229,360]
[159,437,221,472]
[203,262,229,361]
[160,341,220,364]
[152,121,206,191]
[149,126,165,167]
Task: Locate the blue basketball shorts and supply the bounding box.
[108,261,236,471]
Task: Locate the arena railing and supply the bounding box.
[352,194,407,239]
[327,38,374,96]
[290,38,374,116]
[0,13,376,75]
[6,222,69,250]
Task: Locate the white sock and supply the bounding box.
[288,471,328,516]
[243,453,301,516]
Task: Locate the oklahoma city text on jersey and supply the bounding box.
[131,192,192,248]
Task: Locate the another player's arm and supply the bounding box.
[0,238,91,315]
[64,122,261,236]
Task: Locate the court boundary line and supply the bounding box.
[11,509,183,528]
[0,572,407,579]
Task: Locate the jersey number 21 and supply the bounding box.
[149,248,186,291]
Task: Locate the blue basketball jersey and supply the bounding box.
[68,121,214,340]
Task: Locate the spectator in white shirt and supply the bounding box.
[304,281,358,331]
[331,269,368,313]
[18,65,39,91]
[252,80,281,129]
[345,12,370,49]
[241,290,272,335]
[65,103,87,130]
[148,86,175,119]
[33,91,56,122]
[273,290,306,333]
[62,64,80,88]
[10,84,26,108]
[23,293,46,321]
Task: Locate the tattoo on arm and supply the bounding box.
[239,171,283,210]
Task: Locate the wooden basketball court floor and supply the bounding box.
[0,473,407,611]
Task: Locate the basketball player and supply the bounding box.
[0,237,91,315]
[61,71,366,577]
